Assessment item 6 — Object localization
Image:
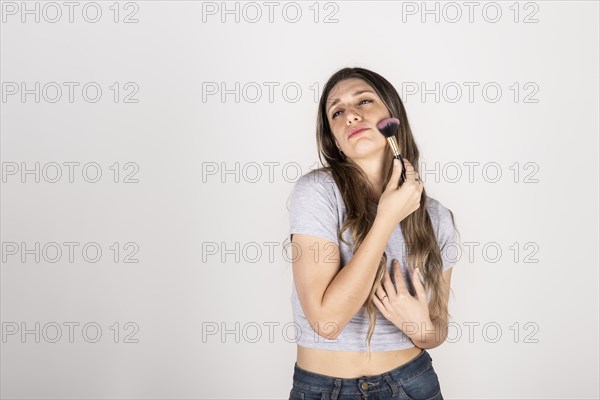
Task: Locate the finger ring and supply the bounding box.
[380,295,388,301]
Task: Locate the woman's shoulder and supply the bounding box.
[425,195,440,212]
[294,167,337,190]
[425,195,453,222]
[289,168,340,212]
[425,195,457,236]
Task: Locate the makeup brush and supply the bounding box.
[377,117,407,183]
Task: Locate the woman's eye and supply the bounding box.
[331,100,372,119]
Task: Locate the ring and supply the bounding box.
[380,295,388,301]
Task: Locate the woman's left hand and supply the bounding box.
[374,259,432,339]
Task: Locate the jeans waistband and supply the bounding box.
[292,348,432,395]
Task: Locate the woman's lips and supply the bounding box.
[348,128,369,139]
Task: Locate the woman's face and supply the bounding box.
[325,78,391,161]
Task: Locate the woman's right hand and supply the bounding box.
[376,158,423,226]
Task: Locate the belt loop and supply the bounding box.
[383,373,399,397]
[329,378,342,400]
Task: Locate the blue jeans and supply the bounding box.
[289,349,443,400]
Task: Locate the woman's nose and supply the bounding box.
[345,107,362,123]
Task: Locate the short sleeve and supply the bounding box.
[435,201,460,272]
[288,171,339,245]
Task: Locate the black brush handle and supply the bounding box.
[394,154,407,184]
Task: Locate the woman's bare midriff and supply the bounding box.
[296,344,423,379]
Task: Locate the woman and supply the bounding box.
[288,67,460,400]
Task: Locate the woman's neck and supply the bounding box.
[354,152,387,203]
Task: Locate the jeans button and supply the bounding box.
[360,382,369,390]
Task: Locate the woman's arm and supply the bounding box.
[411,268,453,349]
[293,158,420,340]
[292,215,396,340]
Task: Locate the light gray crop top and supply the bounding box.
[288,168,459,352]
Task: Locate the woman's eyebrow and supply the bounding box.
[327,90,375,113]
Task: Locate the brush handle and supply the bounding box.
[394,154,407,184]
[384,136,408,184]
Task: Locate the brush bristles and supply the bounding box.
[376,117,400,138]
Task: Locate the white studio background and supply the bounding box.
[1,1,598,399]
